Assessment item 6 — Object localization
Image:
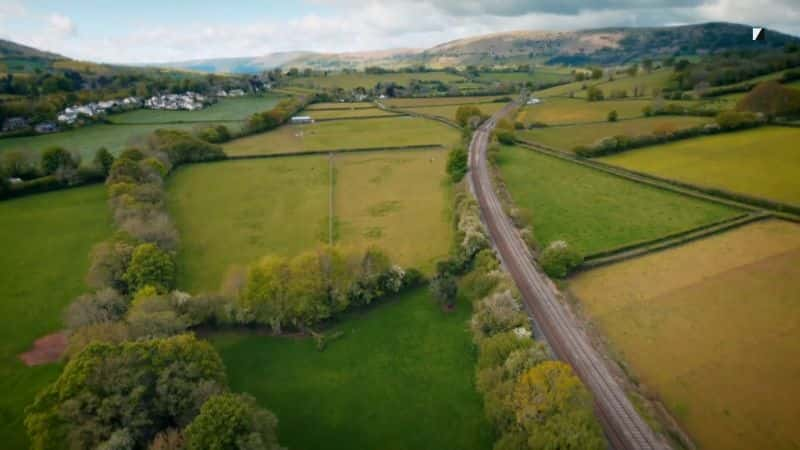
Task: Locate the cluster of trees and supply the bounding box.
[574,110,765,157]
[455,105,490,128]
[239,246,420,332]
[464,248,605,450]
[244,96,310,135]
[539,240,583,278]
[669,45,800,91]
[446,145,469,182]
[736,81,800,119]
[26,334,282,450]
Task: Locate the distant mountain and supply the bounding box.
[0,38,62,60]
[152,22,800,73]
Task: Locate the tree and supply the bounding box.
[430,272,457,309]
[94,147,115,176]
[40,146,75,175]
[736,81,800,119]
[539,240,582,278]
[607,110,618,122]
[495,129,516,145]
[185,393,281,450]
[25,335,227,450]
[586,86,604,102]
[511,361,605,450]
[455,105,484,128]
[642,59,653,73]
[446,145,468,182]
[64,288,128,330]
[123,243,176,293]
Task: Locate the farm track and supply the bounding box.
[468,103,668,450]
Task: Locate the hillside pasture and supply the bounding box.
[211,287,492,450]
[518,116,712,152]
[304,107,401,120]
[519,97,651,125]
[569,219,800,450]
[474,68,571,85]
[400,102,506,123]
[599,126,800,205]
[572,69,674,99]
[306,102,375,110]
[223,116,460,156]
[495,145,739,255]
[109,95,283,124]
[0,185,111,449]
[288,71,467,90]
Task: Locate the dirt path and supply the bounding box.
[19,331,68,366]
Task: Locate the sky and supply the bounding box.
[1,0,799,64]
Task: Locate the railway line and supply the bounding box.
[467,103,668,450]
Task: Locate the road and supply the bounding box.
[468,103,668,450]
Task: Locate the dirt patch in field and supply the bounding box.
[19,331,68,366]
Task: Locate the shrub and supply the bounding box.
[495,129,516,145]
[86,234,137,292]
[455,105,484,128]
[185,393,281,450]
[477,330,533,370]
[148,129,225,165]
[93,147,115,176]
[430,271,457,309]
[586,86,604,101]
[607,110,618,122]
[64,288,128,330]
[715,110,763,129]
[123,243,176,293]
[539,240,582,278]
[471,290,529,341]
[197,124,232,143]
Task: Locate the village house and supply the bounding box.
[290,116,314,124]
[34,122,58,134]
[2,117,29,133]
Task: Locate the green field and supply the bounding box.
[0,185,111,449]
[168,149,452,292]
[600,126,800,205]
[288,71,466,90]
[0,122,207,161]
[305,107,401,120]
[400,102,506,123]
[306,102,375,110]
[518,116,711,151]
[210,287,492,450]
[474,69,571,84]
[570,219,800,450]
[223,116,460,156]
[573,70,674,99]
[519,97,651,125]
[384,95,505,108]
[495,145,740,255]
[110,95,282,124]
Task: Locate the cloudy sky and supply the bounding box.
[1,0,799,63]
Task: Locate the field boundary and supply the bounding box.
[225,143,445,160]
[389,99,506,109]
[376,102,462,129]
[313,113,408,122]
[108,119,245,126]
[515,139,769,214]
[306,105,377,111]
[579,211,770,270]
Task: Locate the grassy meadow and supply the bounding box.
[305,107,401,120]
[0,185,111,449]
[600,126,800,205]
[223,116,460,156]
[400,102,506,123]
[518,116,711,151]
[495,145,739,255]
[384,95,506,108]
[573,70,674,99]
[569,219,800,450]
[474,69,571,84]
[306,102,375,110]
[109,95,282,124]
[519,97,651,125]
[167,157,330,292]
[211,287,493,450]
[168,149,453,292]
[334,149,452,273]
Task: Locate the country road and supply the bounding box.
[468,103,668,450]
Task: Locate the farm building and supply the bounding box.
[290,116,314,124]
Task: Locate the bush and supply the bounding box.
[148,129,225,165]
[93,147,115,176]
[607,110,618,122]
[539,240,582,278]
[495,129,515,145]
[455,105,485,128]
[446,145,469,182]
[64,288,128,330]
[123,243,176,293]
[40,147,76,175]
[430,271,457,309]
[586,86,604,101]
[715,110,764,129]
[197,124,232,143]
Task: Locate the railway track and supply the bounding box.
[468,103,668,450]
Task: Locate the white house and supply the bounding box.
[290,116,314,124]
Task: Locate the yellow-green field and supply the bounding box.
[304,107,401,120]
[599,126,800,205]
[167,149,452,292]
[306,102,375,110]
[384,95,505,108]
[223,116,460,156]
[334,150,451,272]
[519,98,651,125]
[288,71,466,90]
[569,219,800,450]
[518,116,711,151]
[573,70,674,99]
[400,102,506,123]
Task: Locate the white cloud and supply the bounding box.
[47,13,77,37]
